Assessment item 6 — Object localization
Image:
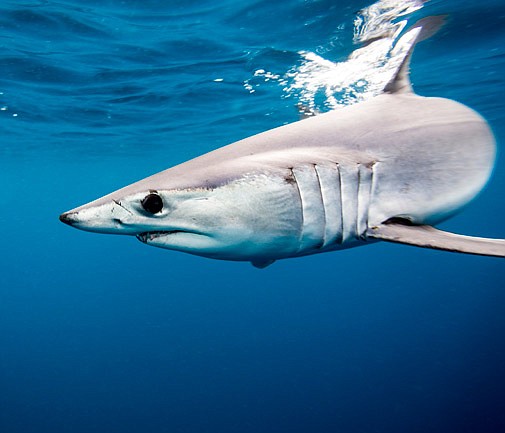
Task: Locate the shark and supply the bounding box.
[60,16,504,268]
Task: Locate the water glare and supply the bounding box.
[246,0,426,113]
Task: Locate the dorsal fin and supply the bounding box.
[384,15,446,94]
[366,222,505,258]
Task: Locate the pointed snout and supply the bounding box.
[58,202,133,234]
[59,211,78,226]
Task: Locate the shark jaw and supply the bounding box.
[136,230,193,242]
[136,230,209,247]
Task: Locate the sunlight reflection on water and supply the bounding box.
[245,0,425,112]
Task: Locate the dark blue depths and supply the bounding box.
[0,1,504,432]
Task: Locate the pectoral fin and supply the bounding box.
[367,222,505,258]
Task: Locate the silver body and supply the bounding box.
[60,92,496,265]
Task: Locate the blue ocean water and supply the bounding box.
[1,1,504,432]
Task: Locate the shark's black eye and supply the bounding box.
[141,193,163,214]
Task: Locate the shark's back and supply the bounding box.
[170,91,495,226]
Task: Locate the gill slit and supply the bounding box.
[289,167,304,246]
[356,163,362,239]
[368,162,377,235]
[312,164,326,248]
[357,161,376,238]
[367,161,379,237]
[337,163,344,245]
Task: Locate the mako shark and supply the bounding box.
[60,16,504,267]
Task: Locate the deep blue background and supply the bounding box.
[1,1,504,432]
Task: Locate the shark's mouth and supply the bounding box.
[136,230,206,243]
[136,231,185,243]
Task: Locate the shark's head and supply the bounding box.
[60,155,304,265]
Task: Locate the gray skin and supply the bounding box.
[60,17,503,267]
